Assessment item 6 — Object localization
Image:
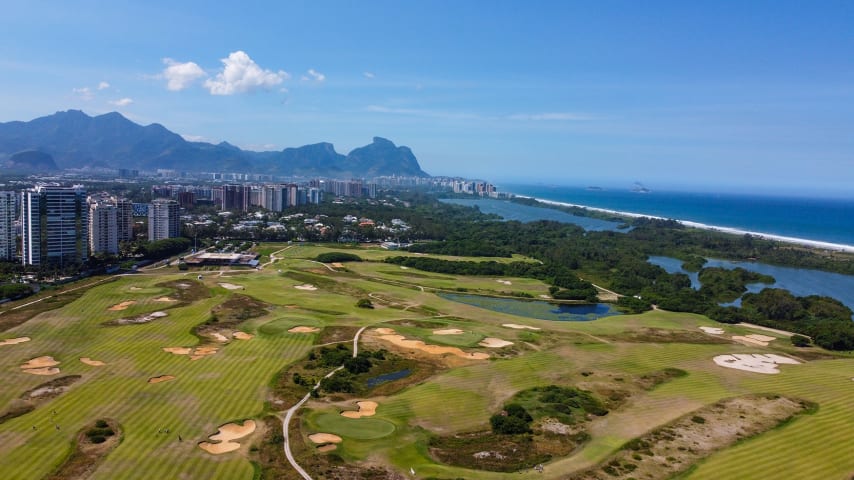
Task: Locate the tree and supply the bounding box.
[356,298,374,309]
[791,334,810,347]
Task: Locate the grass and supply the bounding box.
[1,250,853,480]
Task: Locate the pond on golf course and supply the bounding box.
[438,292,621,321]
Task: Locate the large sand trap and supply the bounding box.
[496,279,512,285]
[479,338,514,348]
[233,331,254,340]
[199,420,256,455]
[317,444,337,452]
[0,337,31,346]
[713,353,800,374]
[340,401,378,419]
[433,328,464,335]
[294,284,318,291]
[219,283,243,290]
[153,296,176,302]
[376,330,489,360]
[502,323,541,331]
[211,332,229,343]
[163,345,219,359]
[288,326,320,333]
[108,300,136,311]
[148,375,175,384]
[732,334,777,346]
[373,327,396,335]
[21,356,59,369]
[80,357,105,366]
[700,326,725,334]
[309,433,343,444]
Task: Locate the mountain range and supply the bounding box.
[0,110,429,178]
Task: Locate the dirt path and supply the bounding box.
[282,325,368,479]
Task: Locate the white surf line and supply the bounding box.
[519,195,854,253]
[282,326,368,479]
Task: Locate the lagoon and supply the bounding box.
[438,292,620,322]
[440,198,627,232]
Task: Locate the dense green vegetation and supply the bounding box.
[315,252,362,263]
[698,267,774,303]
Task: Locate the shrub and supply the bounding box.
[791,334,811,347]
[316,252,362,263]
[356,298,373,309]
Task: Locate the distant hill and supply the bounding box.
[0,110,430,178]
[6,150,58,172]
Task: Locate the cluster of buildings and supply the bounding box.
[451,180,500,196]
[0,185,182,267]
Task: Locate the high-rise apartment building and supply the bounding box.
[114,197,134,242]
[21,185,88,266]
[88,200,118,255]
[0,191,17,261]
[148,199,179,241]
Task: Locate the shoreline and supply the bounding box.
[518,196,854,254]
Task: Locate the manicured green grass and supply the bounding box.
[310,413,396,440]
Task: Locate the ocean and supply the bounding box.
[500,184,854,247]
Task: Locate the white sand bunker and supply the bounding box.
[288,326,320,333]
[496,279,512,285]
[340,401,378,419]
[374,327,396,335]
[211,332,230,343]
[21,356,60,375]
[80,357,105,366]
[129,286,142,291]
[331,262,345,268]
[502,324,541,331]
[479,338,514,348]
[233,331,254,340]
[148,375,175,384]
[732,334,777,346]
[115,311,168,325]
[219,283,244,290]
[199,420,256,455]
[294,284,318,291]
[433,328,464,335]
[700,326,725,334]
[714,353,800,374]
[108,300,136,311]
[153,296,176,302]
[162,346,219,360]
[375,328,489,360]
[309,433,342,444]
[400,266,409,270]
[1,337,31,346]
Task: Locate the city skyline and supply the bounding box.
[1,1,852,195]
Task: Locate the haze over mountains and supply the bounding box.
[0,110,429,178]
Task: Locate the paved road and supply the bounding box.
[282,325,368,479]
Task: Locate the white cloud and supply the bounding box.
[181,134,208,142]
[97,81,110,90]
[363,71,375,79]
[304,68,325,83]
[506,112,589,121]
[109,97,134,107]
[204,51,288,95]
[72,87,94,101]
[162,58,207,91]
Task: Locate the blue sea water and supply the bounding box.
[501,184,854,246]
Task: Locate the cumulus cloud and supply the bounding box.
[181,134,208,142]
[109,97,134,107]
[301,68,325,83]
[72,87,94,101]
[203,51,288,95]
[363,71,375,79]
[97,81,110,90]
[162,58,207,91]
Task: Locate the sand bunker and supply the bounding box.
[199,420,256,455]
[129,286,142,291]
[496,279,512,285]
[700,326,725,334]
[331,262,345,268]
[479,338,514,348]
[288,326,320,333]
[163,347,193,355]
[400,266,409,270]
[148,375,175,384]
[317,444,337,452]
[0,337,31,346]
[233,331,254,340]
[114,311,168,325]
[211,332,229,343]
[219,283,243,290]
[153,297,176,302]
[108,300,136,311]
[433,328,464,335]
[376,329,489,360]
[309,433,343,444]
[294,284,318,291]
[502,324,541,331]
[80,357,105,366]
[340,401,378,419]
[21,356,59,370]
[732,334,777,346]
[374,327,396,335]
[713,354,800,374]
[190,347,219,360]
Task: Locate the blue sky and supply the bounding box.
[1,1,852,195]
